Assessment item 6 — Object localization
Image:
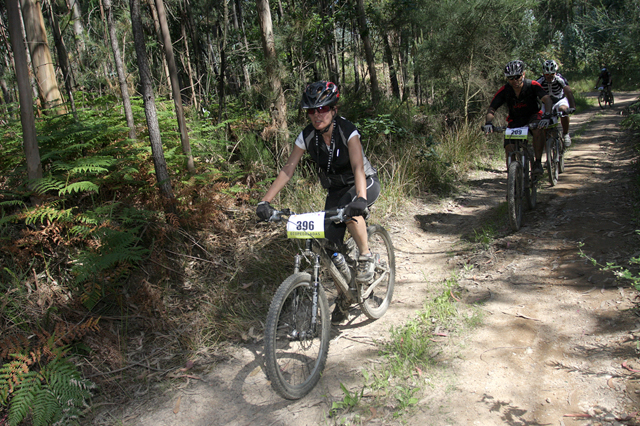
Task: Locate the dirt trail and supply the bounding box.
[116,93,640,426]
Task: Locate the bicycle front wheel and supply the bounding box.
[264,273,330,400]
[360,225,395,320]
[545,137,558,186]
[559,143,565,173]
[507,161,523,231]
[598,92,605,109]
[546,136,558,186]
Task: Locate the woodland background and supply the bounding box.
[1,0,640,424]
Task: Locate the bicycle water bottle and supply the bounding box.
[332,253,352,282]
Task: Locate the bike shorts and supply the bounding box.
[541,97,569,114]
[323,174,381,245]
[504,112,542,148]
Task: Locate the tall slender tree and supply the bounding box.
[355,0,379,105]
[257,0,289,141]
[155,0,195,173]
[103,0,136,140]
[130,0,174,200]
[6,0,42,205]
[20,0,66,113]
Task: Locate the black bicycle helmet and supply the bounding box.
[504,60,524,77]
[542,59,558,74]
[301,81,340,109]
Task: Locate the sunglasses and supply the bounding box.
[306,106,333,115]
[507,75,523,81]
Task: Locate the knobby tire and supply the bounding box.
[264,273,330,400]
[360,225,395,320]
[546,136,558,186]
[507,161,523,231]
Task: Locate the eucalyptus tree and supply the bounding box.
[20,0,66,113]
[129,0,174,200]
[103,0,136,140]
[257,0,289,142]
[155,0,195,173]
[6,0,42,205]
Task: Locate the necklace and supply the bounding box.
[315,120,336,173]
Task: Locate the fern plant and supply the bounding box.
[0,353,95,426]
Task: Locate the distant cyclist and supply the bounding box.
[536,60,576,148]
[595,65,613,98]
[484,60,553,177]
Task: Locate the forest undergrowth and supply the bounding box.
[2,88,635,424]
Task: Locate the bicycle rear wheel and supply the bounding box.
[360,225,395,320]
[546,136,558,186]
[264,273,330,400]
[507,161,523,231]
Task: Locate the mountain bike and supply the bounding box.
[491,125,538,231]
[262,207,395,399]
[544,112,566,186]
[597,86,614,109]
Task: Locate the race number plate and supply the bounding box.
[504,126,528,139]
[286,212,325,239]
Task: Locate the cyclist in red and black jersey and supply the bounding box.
[484,60,553,177]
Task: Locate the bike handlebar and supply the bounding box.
[266,207,353,223]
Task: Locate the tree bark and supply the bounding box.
[146,0,171,96]
[383,33,400,99]
[68,0,86,54]
[20,0,66,113]
[355,0,379,105]
[6,0,42,205]
[217,0,228,122]
[257,0,289,140]
[180,19,197,110]
[45,0,77,117]
[129,0,174,200]
[233,0,251,90]
[103,0,136,140]
[155,0,195,173]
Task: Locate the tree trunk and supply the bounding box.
[217,0,228,122]
[20,0,66,113]
[69,0,86,54]
[155,0,195,173]
[7,0,42,205]
[355,0,379,105]
[233,0,251,90]
[257,0,289,140]
[383,33,400,99]
[146,0,171,97]
[129,0,174,200]
[103,0,136,140]
[183,0,207,102]
[180,20,197,110]
[45,0,77,117]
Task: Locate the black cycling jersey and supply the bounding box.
[489,79,547,127]
[598,69,612,86]
[296,115,377,189]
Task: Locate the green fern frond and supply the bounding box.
[32,177,65,195]
[7,372,41,426]
[0,200,27,209]
[58,181,100,196]
[32,389,58,426]
[24,206,75,225]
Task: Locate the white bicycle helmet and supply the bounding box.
[504,60,524,77]
[543,59,558,74]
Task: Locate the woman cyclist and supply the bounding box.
[256,81,381,324]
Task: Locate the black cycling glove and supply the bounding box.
[344,197,368,217]
[257,201,275,221]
